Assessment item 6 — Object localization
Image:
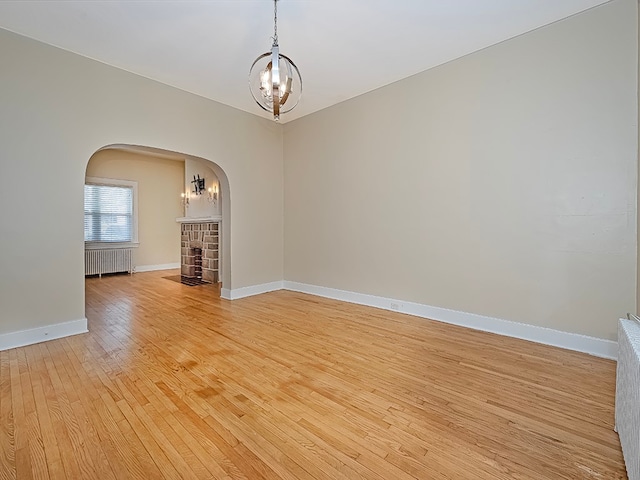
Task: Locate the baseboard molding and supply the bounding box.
[283,281,618,360]
[221,281,284,300]
[134,263,180,273]
[214,278,617,359]
[0,318,88,351]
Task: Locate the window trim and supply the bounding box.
[84,176,139,249]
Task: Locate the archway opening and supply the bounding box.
[82,144,231,300]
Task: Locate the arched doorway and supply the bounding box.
[83,144,231,295]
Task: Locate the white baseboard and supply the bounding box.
[134,263,180,273]
[214,278,617,359]
[283,281,618,360]
[5,282,614,358]
[0,318,88,351]
[221,281,284,300]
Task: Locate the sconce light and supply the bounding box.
[191,175,206,195]
[181,191,190,207]
[207,185,218,205]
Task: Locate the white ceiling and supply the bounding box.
[0,0,610,123]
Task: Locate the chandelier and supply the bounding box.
[249,0,302,121]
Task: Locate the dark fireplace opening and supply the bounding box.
[181,246,208,285]
[193,247,202,279]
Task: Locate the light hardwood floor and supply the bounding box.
[0,270,627,479]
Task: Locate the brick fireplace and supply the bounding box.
[180,222,219,283]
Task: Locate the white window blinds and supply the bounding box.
[84,184,133,243]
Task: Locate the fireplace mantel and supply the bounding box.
[175,215,222,224]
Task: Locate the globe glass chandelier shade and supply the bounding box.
[249,0,302,121]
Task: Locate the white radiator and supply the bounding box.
[84,248,133,276]
[616,317,640,480]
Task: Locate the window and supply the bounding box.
[84,177,138,245]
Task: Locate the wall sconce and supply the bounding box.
[181,191,190,207]
[207,185,218,205]
[191,175,206,195]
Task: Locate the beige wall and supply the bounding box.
[0,28,284,336]
[86,149,184,268]
[284,0,638,341]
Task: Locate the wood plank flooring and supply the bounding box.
[0,269,627,479]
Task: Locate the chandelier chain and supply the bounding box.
[273,0,278,46]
